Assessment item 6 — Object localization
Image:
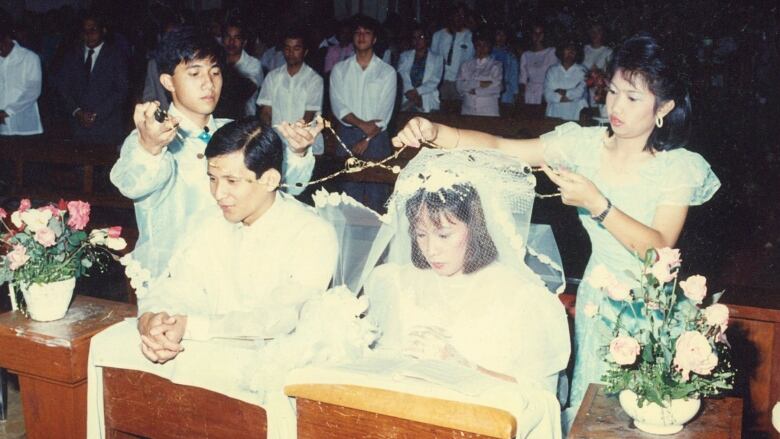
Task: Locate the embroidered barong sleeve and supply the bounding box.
[109,130,175,203]
[328,65,351,123]
[374,68,397,129]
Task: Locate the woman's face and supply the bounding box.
[605,69,659,141]
[562,46,577,64]
[414,208,469,277]
[412,30,428,51]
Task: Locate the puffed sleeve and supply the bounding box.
[539,122,606,173]
[655,149,721,206]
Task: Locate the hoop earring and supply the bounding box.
[655,115,664,128]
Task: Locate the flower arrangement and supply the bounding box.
[585,68,608,104]
[587,248,734,407]
[0,198,127,315]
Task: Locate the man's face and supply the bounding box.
[353,26,376,51]
[208,150,277,225]
[283,37,307,67]
[82,18,105,48]
[474,39,491,58]
[162,57,222,118]
[222,26,245,56]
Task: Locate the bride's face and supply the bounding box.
[413,210,469,277]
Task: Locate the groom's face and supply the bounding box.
[207,151,276,225]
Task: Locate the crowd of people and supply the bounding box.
[0,2,778,438]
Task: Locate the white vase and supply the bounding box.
[21,278,76,322]
[618,389,701,435]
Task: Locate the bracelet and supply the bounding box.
[591,197,612,223]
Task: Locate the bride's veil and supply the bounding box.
[313,148,565,296]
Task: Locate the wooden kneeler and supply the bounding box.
[102,367,267,439]
[285,383,517,439]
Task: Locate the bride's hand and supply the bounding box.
[403,326,474,369]
[392,117,438,148]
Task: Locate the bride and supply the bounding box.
[362,149,570,394]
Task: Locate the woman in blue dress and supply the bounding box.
[391,34,720,427]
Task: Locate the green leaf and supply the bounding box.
[68,231,87,246]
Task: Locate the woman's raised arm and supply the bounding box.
[392,117,546,166]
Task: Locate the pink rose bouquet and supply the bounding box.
[0,199,127,316]
[592,248,734,407]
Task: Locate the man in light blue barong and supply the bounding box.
[111,28,321,283]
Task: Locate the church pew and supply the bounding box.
[97,293,779,438]
[0,139,131,209]
[285,383,515,439]
[101,367,267,439]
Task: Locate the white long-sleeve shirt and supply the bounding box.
[457,57,502,117]
[397,50,443,113]
[257,63,324,154]
[583,45,613,71]
[110,103,314,278]
[519,47,558,104]
[329,54,396,129]
[138,192,338,340]
[544,63,588,121]
[430,28,474,82]
[0,41,43,135]
[233,50,264,116]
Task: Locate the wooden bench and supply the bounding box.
[102,368,268,439]
[0,139,131,209]
[285,383,516,439]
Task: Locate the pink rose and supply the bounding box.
[35,227,56,247]
[107,226,122,238]
[674,331,718,381]
[680,275,707,303]
[66,201,91,230]
[651,261,675,283]
[703,303,729,332]
[656,247,682,269]
[7,244,30,270]
[18,198,31,212]
[0,208,6,219]
[588,264,616,289]
[609,335,641,365]
[607,281,632,301]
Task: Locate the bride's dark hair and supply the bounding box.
[405,184,498,274]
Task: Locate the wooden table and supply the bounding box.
[569,384,743,438]
[0,295,135,439]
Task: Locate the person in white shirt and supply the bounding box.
[329,15,396,213]
[457,28,503,117]
[111,28,319,280]
[544,40,588,121]
[257,27,325,154]
[430,4,474,111]
[135,118,337,363]
[519,23,558,105]
[222,20,264,117]
[397,24,443,113]
[88,118,338,439]
[0,22,43,136]
[583,23,613,109]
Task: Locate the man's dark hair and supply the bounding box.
[222,18,245,39]
[155,26,225,75]
[351,14,381,36]
[205,118,283,178]
[282,25,309,50]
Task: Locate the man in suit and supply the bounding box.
[55,12,128,145]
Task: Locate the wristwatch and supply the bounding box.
[591,197,612,223]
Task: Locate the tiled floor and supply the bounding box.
[0,377,25,439]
